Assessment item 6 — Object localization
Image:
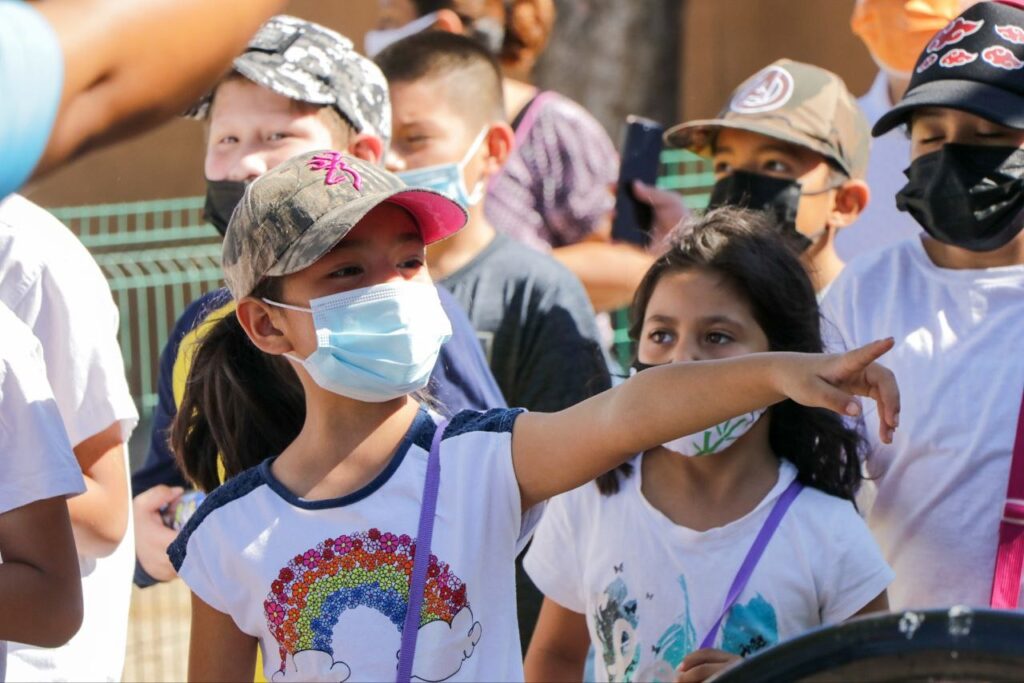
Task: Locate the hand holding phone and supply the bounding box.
[611,116,665,247]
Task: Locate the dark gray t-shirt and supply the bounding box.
[440,233,611,412]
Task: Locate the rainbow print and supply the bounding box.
[264,528,471,677]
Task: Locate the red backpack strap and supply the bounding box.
[990,389,1024,608]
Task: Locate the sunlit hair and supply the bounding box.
[596,207,865,501]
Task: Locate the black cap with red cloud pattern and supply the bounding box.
[873,0,1024,136]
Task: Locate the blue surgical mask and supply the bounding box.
[264,281,452,402]
[364,12,439,58]
[396,128,489,209]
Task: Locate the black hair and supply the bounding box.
[375,31,506,122]
[596,207,864,502]
[170,277,305,492]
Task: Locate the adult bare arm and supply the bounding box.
[513,339,899,510]
[0,496,83,647]
[29,0,287,176]
[552,239,654,312]
[67,421,129,558]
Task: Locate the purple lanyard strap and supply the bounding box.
[396,418,448,683]
[698,479,804,651]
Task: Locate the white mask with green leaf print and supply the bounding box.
[663,409,766,457]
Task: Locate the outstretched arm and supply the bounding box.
[513,339,899,509]
[30,0,286,175]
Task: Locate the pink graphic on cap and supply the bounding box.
[729,66,794,115]
[983,45,1024,69]
[308,152,363,191]
[939,48,978,67]
[927,17,985,53]
[916,53,939,73]
[996,24,1024,45]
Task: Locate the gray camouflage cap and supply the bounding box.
[665,59,870,179]
[193,15,392,148]
[223,150,467,299]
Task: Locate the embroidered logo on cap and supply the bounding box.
[308,152,363,190]
[996,24,1024,45]
[928,17,985,53]
[983,45,1024,69]
[939,48,979,67]
[729,66,794,115]
[917,53,940,73]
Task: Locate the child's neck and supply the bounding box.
[802,241,845,294]
[640,419,780,533]
[426,205,497,281]
[922,233,1024,270]
[272,390,422,502]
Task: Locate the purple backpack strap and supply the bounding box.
[395,418,448,683]
[698,479,804,650]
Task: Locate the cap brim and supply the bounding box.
[266,187,467,279]
[872,79,1024,137]
[664,119,851,175]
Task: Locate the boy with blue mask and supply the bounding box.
[823,0,1024,611]
[378,30,613,647]
[377,30,612,413]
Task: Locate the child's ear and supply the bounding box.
[236,298,294,356]
[484,122,515,172]
[829,179,870,229]
[348,134,384,165]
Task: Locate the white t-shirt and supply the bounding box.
[836,72,922,264]
[524,458,892,683]
[170,408,543,683]
[822,237,1024,610]
[0,304,86,682]
[0,194,137,681]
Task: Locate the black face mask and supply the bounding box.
[707,170,812,251]
[896,144,1024,253]
[203,179,248,237]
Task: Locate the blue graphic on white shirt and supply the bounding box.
[592,570,779,682]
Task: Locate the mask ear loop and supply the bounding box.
[459,127,492,207]
[261,298,313,313]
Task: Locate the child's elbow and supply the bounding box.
[38,580,84,647]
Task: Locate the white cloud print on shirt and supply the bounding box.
[264,529,481,682]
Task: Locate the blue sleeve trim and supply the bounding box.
[167,466,266,572]
[0,2,64,197]
[445,408,526,439]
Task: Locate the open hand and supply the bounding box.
[777,338,900,444]
[675,648,741,682]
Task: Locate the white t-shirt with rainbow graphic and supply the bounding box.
[170,408,540,682]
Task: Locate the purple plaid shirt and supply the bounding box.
[485,91,618,251]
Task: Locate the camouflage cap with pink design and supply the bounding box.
[664,59,870,179]
[222,151,467,299]
[873,0,1024,136]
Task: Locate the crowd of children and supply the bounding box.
[2,0,1024,682]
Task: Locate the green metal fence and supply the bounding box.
[49,149,714,417]
[51,197,224,418]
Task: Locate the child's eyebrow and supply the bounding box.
[646,313,678,325]
[699,314,744,327]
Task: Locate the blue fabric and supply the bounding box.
[432,285,507,413]
[0,1,63,198]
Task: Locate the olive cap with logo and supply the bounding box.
[872,0,1024,136]
[222,151,467,299]
[189,15,393,148]
[664,59,870,179]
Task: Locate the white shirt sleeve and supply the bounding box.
[523,489,587,613]
[815,497,894,624]
[0,308,84,515]
[0,196,138,446]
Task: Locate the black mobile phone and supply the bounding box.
[611,115,664,247]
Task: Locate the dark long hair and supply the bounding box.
[596,207,864,501]
[170,278,306,492]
